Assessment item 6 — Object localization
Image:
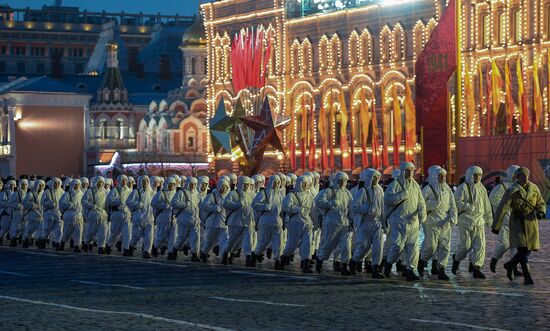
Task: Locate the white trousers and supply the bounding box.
[352,221,384,265]
[454,223,486,267]
[129,221,154,253]
[62,218,84,246]
[170,221,200,253]
[283,221,312,260]
[420,221,452,267]
[23,219,42,240]
[201,227,228,255]
[254,223,282,259]
[154,221,175,249]
[386,222,420,269]
[223,226,253,256]
[84,219,108,248]
[317,223,352,263]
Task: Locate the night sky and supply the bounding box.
[3,0,208,16]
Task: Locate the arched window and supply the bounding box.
[187,136,194,148]
[100,119,107,139]
[191,57,196,75]
[115,119,124,139]
[380,26,391,63]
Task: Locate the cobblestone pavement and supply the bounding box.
[1,222,550,330]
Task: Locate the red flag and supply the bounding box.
[349,93,355,170]
[328,92,335,169]
[359,88,370,167]
[300,96,307,170]
[504,60,514,134]
[414,0,456,174]
[404,83,417,162]
[371,105,380,169]
[391,85,402,166]
[485,65,492,135]
[318,102,329,170]
[308,100,316,170]
[381,97,389,167]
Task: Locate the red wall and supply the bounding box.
[457,132,550,202]
[15,105,84,177]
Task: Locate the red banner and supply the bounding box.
[415,0,456,174]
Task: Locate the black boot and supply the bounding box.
[191,253,200,262]
[123,249,131,256]
[256,254,264,263]
[348,259,357,276]
[73,246,81,254]
[364,261,372,273]
[0,237,3,245]
[520,262,534,285]
[167,252,174,260]
[249,252,258,267]
[266,248,272,259]
[172,248,179,260]
[468,261,474,273]
[142,252,151,259]
[245,255,254,267]
[129,246,135,256]
[69,239,74,248]
[151,246,159,257]
[213,245,220,256]
[302,259,313,273]
[234,248,241,258]
[9,237,17,247]
[200,252,208,263]
[221,252,229,265]
[56,241,65,252]
[83,243,89,252]
[503,261,515,281]
[490,257,498,273]
[340,263,351,276]
[417,259,426,277]
[438,265,450,280]
[406,268,420,281]
[472,266,486,279]
[451,254,460,275]
[315,257,323,273]
[513,266,524,277]
[333,261,341,272]
[227,253,233,264]
[431,260,439,275]
[98,247,105,254]
[105,245,112,255]
[356,260,363,273]
[396,259,403,272]
[182,245,189,256]
[160,246,167,255]
[115,241,122,252]
[22,239,29,248]
[274,259,284,270]
[372,266,385,279]
[401,267,408,277]
[280,255,288,268]
[383,262,393,278]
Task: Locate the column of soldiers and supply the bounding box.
[0,163,546,285]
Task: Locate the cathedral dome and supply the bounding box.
[181,14,206,47]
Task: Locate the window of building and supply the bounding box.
[187,136,194,148]
[191,57,196,75]
[100,120,107,139]
[498,12,506,45]
[0,62,5,73]
[17,62,25,74]
[513,9,521,43]
[0,46,6,55]
[115,119,123,139]
[482,14,490,47]
[36,62,45,73]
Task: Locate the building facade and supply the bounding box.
[202,0,550,178]
[0,3,193,77]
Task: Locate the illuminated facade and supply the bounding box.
[202,0,550,176]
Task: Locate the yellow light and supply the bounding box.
[277,154,283,160]
[13,113,21,121]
